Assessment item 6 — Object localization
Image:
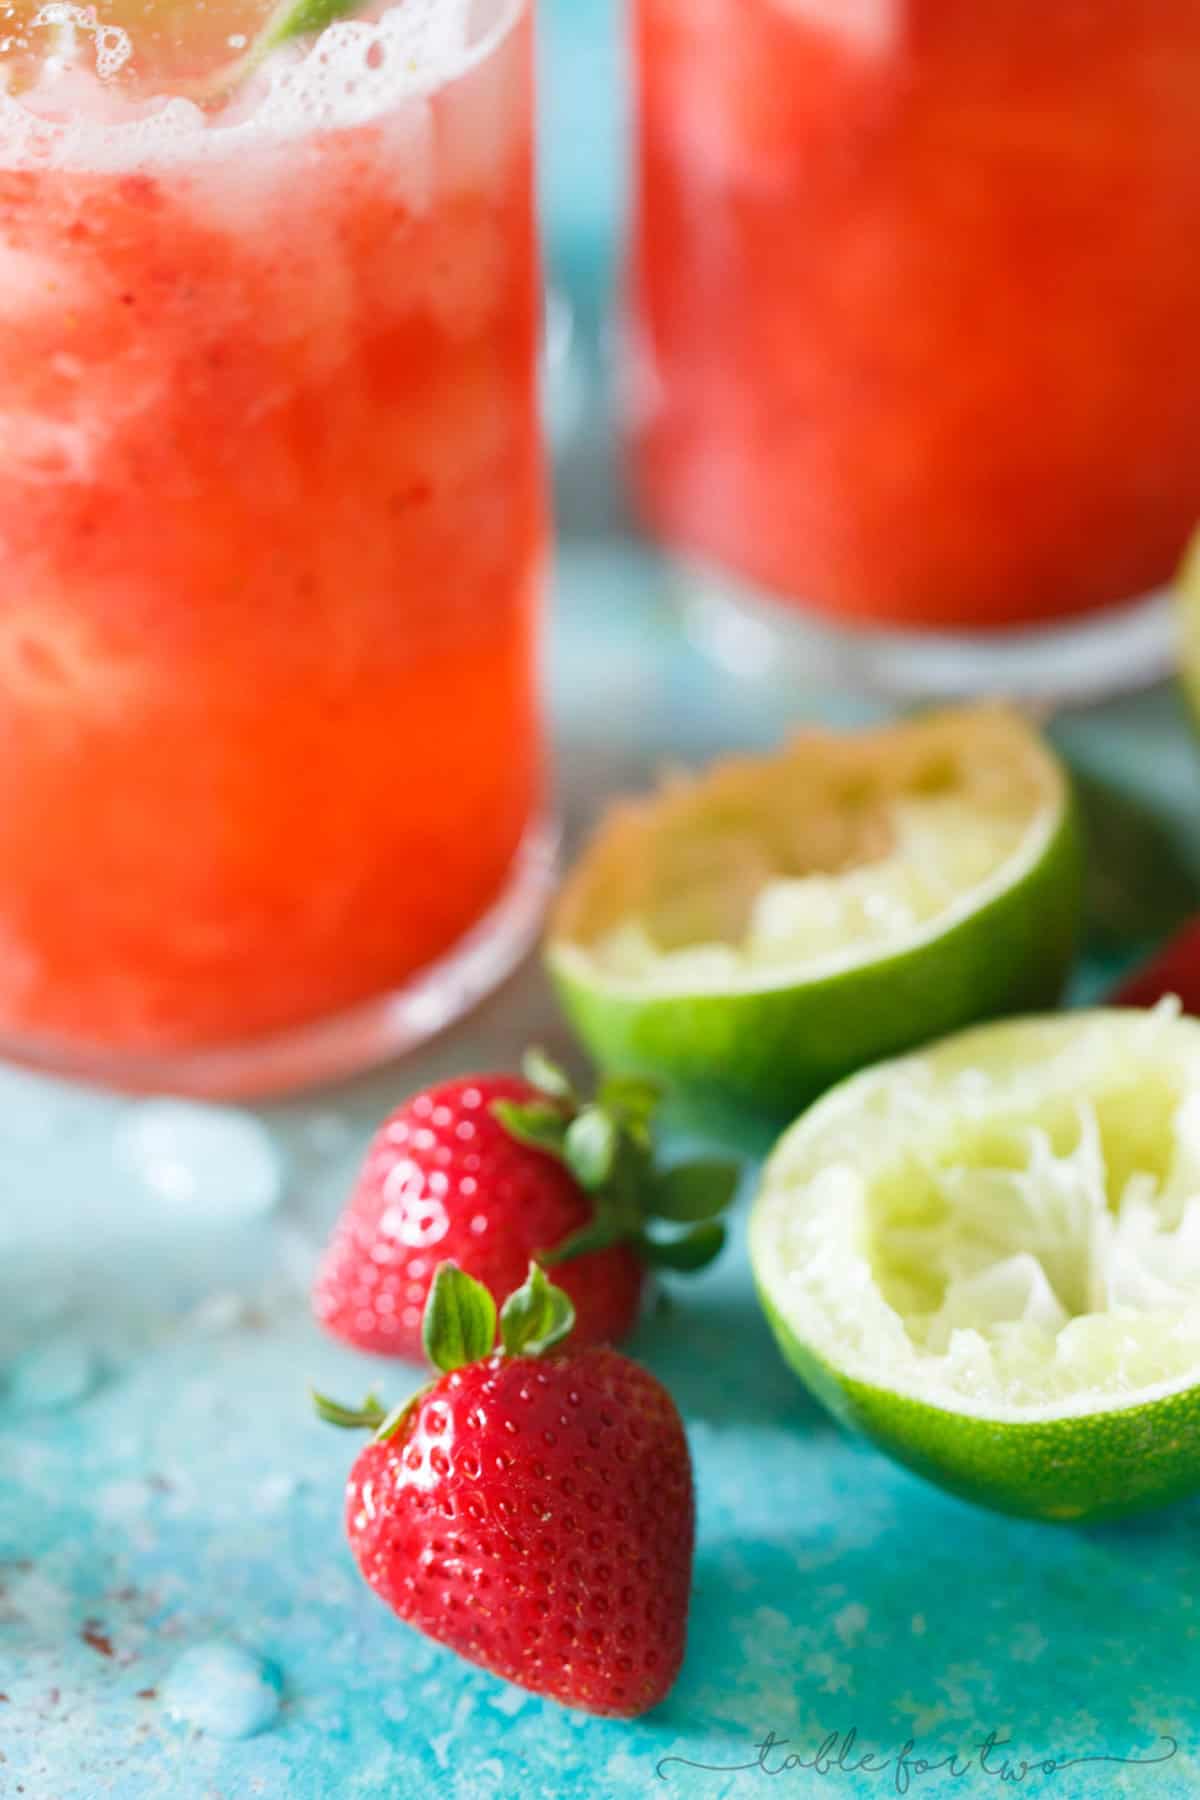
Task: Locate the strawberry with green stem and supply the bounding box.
[314,1261,695,1717]
[312,1051,740,1359]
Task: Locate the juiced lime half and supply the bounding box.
[751,1007,1200,1520]
[548,706,1083,1121]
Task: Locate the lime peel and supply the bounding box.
[751,1007,1200,1519]
[549,706,1083,1120]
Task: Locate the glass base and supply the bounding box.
[1,817,558,1101]
[678,560,1177,707]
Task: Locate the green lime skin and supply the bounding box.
[549,799,1083,1127]
[757,1286,1200,1522]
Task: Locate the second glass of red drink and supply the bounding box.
[629,0,1200,698]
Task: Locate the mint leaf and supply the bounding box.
[200,0,359,104]
[268,0,359,48]
[499,1263,576,1357]
[522,1048,577,1102]
[637,1221,727,1272]
[651,1160,741,1223]
[422,1263,497,1372]
[564,1107,618,1191]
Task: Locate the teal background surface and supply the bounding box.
[4,4,1200,1796]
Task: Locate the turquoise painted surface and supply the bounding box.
[4,5,1200,1796]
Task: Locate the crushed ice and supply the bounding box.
[163,1641,281,1739]
[114,1101,283,1221]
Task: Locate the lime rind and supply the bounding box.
[750,1008,1200,1520]
[553,705,1063,999]
[589,792,1035,990]
[759,1290,1200,1522]
[549,708,1082,1120]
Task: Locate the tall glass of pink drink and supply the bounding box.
[630,0,1200,698]
[0,0,550,1094]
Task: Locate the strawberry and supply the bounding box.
[314,1262,695,1717]
[1111,919,1200,1012]
[312,1050,739,1360]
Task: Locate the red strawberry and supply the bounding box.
[314,1262,694,1717]
[1112,919,1200,1011]
[312,1051,738,1360]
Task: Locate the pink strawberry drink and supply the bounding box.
[0,0,547,1092]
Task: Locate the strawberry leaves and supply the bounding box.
[651,1160,741,1223]
[636,1221,728,1271]
[490,1100,573,1157]
[521,1046,576,1101]
[595,1074,662,1142]
[425,1260,578,1366]
[314,1263,580,1442]
[310,1389,390,1431]
[499,1262,576,1357]
[492,1050,741,1276]
[564,1107,618,1190]
[310,1386,420,1442]
[423,1262,497,1372]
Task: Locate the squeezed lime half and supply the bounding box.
[548,705,1083,1120]
[750,1007,1200,1520]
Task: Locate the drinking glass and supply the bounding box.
[629,0,1200,699]
[0,0,551,1094]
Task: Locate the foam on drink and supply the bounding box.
[0,0,516,170]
